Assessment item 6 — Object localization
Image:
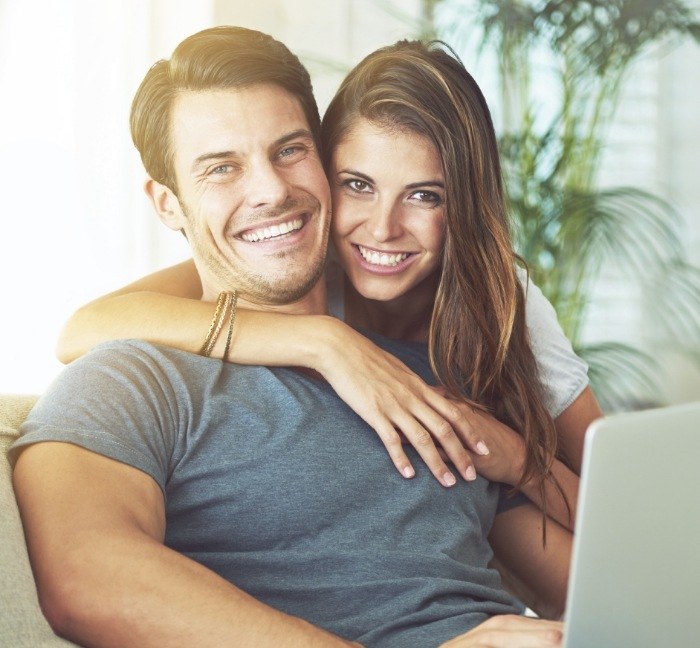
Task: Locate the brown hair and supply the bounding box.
[322,40,568,527]
[130,26,321,194]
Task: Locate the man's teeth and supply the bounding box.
[358,245,409,267]
[241,218,303,242]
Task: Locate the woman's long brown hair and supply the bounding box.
[321,40,569,533]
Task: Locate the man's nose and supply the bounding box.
[244,159,290,208]
[365,200,403,243]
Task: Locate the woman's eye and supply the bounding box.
[345,179,371,193]
[410,190,442,205]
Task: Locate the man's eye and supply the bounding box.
[278,146,303,159]
[210,164,234,175]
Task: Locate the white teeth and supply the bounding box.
[358,245,409,267]
[241,218,303,242]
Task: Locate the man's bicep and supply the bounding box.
[489,502,572,620]
[13,441,165,592]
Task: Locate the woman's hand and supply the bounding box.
[443,397,527,487]
[314,319,493,488]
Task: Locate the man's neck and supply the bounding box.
[203,278,328,316]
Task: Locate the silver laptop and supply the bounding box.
[563,400,700,648]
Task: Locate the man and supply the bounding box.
[11,26,569,647]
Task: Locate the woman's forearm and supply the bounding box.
[57,288,336,369]
[516,456,579,532]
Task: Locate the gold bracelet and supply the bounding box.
[199,291,231,357]
[222,290,238,362]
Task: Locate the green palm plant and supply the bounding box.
[429,0,700,411]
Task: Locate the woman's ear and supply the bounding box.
[145,178,187,231]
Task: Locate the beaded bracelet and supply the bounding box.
[199,291,233,357]
[222,290,238,362]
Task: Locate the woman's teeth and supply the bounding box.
[358,245,409,267]
[241,218,303,242]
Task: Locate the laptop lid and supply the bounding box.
[563,400,700,648]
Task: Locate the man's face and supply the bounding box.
[165,84,331,306]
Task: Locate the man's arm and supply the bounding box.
[13,442,357,648]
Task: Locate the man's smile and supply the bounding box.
[240,216,305,243]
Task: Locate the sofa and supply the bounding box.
[0,393,78,647]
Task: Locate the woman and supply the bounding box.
[58,40,600,532]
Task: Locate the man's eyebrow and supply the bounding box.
[190,129,315,173]
[272,128,315,148]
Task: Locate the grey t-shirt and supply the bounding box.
[326,261,589,418]
[12,334,524,647]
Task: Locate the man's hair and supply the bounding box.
[130,26,320,194]
[322,40,568,532]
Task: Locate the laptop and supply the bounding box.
[563,400,700,648]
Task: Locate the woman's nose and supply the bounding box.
[365,201,403,243]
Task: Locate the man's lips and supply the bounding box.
[356,244,413,267]
[239,215,305,243]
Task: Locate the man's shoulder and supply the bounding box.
[76,339,209,375]
[45,339,214,407]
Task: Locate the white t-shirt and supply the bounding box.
[326,262,588,419]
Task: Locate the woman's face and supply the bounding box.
[329,118,446,303]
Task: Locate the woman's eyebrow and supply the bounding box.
[336,168,374,182]
[406,180,444,189]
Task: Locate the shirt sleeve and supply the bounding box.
[518,269,589,418]
[9,341,180,495]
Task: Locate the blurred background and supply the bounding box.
[1,0,699,411]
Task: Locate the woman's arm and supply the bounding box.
[56,261,489,488]
[458,406,579,532]
[554,386,603,475]
[489,502,573,620]
[57,260,205,362]
[521,272,604,475]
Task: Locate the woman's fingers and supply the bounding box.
[390,410,460,487]
[407,400,478,482]
[371,420,416,479]
[356,379,488,486]
[426,388,491,456]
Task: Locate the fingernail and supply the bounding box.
[476,441,489,455]
[443,472,457,487]
[465,466,477,481]
[402,466,415,478]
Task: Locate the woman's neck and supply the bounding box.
[343,274,438,343]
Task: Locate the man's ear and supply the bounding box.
[145,178,187,231]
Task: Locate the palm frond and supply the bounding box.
[648,259,700,344]
[558,188,684,279]
[579,341,662,412]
